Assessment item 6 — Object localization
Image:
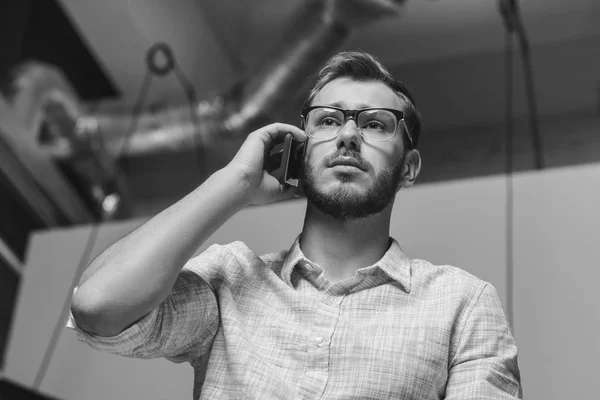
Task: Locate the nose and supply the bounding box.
[335,119,362,151]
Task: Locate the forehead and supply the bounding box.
[311,77,403,109]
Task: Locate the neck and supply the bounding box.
[299,202,392,283]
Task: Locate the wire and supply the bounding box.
[499,0,545,333]
[32,223,101,390]
[32,43,202,392]
[173,62,207,175]
[118,70,153,160]
[515,20,544,170]
[31,71,154,391]
[504,28,515,331]
[499,0,544,170]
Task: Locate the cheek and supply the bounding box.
[369,150,403,177]
[381,144,404,168]
[304,144,327,169]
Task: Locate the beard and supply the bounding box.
[299,152,404,222]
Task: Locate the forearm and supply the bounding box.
[71,167,250,336]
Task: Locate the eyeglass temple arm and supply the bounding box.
[401,119,413,148]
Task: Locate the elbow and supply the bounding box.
[70,291,125,337]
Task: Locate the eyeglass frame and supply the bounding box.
[300,105,413,148]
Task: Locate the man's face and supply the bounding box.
[299,77,417,221]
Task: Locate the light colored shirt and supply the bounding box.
[67,234,522,399]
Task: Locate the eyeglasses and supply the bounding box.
[301,106,413,147]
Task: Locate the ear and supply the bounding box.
[398,149,421,190]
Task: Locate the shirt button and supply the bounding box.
[315,336,325,347]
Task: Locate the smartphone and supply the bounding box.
[265,133,306,187]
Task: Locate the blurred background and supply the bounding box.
[0,0,599,399]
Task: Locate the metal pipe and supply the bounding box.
[49,0,408,159]
[2,62,131,220]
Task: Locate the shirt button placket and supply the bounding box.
[300,296,341,399]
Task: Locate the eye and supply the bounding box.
[363,120,385,130]
[320,117,341,127]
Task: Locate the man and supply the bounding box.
[68,52,522,399]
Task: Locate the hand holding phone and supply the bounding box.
[226,123,306,206]
[265,133,306,188]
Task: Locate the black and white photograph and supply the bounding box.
[0,0,598,399]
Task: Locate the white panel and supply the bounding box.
[513,163,600,399]
[4,222,194,400]
[393,176,509,307]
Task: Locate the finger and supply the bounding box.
[256,123,308,145]
[278,184,304,202]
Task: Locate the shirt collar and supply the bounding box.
[281,234,412,293]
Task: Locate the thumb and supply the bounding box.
[278,184,304,202]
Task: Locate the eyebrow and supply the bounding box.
[326,101,375,109]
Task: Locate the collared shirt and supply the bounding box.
[67,234,522,399]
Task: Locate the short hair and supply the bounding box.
[303,51,422,149]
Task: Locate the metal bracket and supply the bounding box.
[0,62,131,223]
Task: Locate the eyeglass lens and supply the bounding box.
[306,108,397,141]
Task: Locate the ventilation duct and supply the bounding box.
[51,0,409,159]
[2,0,408,222]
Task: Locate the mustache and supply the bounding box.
[327,148,367,166]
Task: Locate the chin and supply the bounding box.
[320,177,369,196]
[300,160,402,221]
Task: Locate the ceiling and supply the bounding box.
[9,0,600,216]
[58,0,600,114]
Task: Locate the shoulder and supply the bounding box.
[409,258,493,306]
[182,241,285,282]
[411,258,489,286]
[408,259,507,342]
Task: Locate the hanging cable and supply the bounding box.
[503,25,515,331]
[117,70,153,160]
[32,42,202,392]
[499,0,514,331]
[498,0,544,332]
[499,0,544,170]
[173,58,206,175]
[514,5,544,170]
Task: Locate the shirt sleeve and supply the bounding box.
[444,283,523,399]
[65,244,223,364]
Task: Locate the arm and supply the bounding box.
[444,284,523,399]
[71,123,307,338]
[71,168,249,337]
[69,264,221,361]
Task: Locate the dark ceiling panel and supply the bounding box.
[0,0,120,101]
